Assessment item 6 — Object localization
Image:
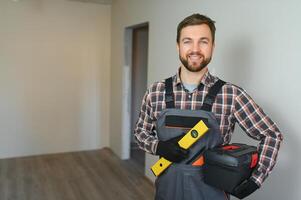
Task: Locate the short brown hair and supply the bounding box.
[177,14,216,43]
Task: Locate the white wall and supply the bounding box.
[110,0,301,199]
[0,0,111,158]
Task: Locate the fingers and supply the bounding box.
[178,147,189,157]
[169,134,184,143]
[173,147,189,162]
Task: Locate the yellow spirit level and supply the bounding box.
[151,120,209,177]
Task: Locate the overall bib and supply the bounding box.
[154,77,229,200]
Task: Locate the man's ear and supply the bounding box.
[176,42,179,53]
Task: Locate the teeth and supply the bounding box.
[189,55,201,61]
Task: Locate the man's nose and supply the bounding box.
[192,42,201,52]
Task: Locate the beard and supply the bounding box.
[179,52,212,72]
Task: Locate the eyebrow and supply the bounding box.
[200,37,210,41]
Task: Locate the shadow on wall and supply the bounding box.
[222,38,297,199]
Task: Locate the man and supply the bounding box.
[134,13,283,200]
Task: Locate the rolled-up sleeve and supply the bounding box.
[233,88,283,187]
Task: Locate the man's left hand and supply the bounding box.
[232,179,259,199]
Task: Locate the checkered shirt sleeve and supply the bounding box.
[134,86,159,154]
[233,88,283,186]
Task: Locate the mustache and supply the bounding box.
[188,52,203,56]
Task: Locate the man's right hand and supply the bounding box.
[156,135,189,163]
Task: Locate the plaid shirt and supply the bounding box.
[134,68,283,186]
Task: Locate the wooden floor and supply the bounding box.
[0,148,155,200]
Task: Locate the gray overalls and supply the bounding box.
[154,77,229,200]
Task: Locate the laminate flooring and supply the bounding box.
[0,148,155,200]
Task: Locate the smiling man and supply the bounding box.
[134,14,283,200]
[178,23,213,73]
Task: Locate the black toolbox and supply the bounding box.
[203,143,258,194]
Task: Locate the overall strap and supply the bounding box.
[165,77,175,108]
[201,79,226,111]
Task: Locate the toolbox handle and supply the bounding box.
[229,148,257,157]
[250,153,258,168]
[222,145,240,150]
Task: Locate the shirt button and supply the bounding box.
[188,94,192,98]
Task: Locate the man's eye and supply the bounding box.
[201,40,208,44]
[183,40,191,44]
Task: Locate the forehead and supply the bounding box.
[180,24,212,40]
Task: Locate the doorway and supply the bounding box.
[122,23,148,172]
[131,24,148,170]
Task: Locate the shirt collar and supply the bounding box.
[174,67,218,88]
